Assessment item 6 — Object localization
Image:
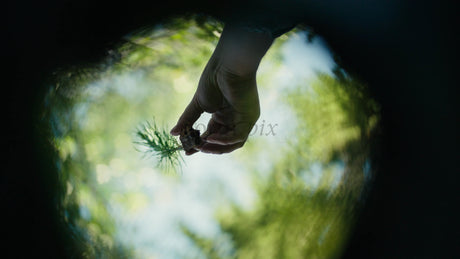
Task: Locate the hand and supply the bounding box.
[170,24,274,155]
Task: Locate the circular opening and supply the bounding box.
[42,16,380,258]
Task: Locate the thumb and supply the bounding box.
[170,97,203,135]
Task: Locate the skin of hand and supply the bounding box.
[170,24,274,155]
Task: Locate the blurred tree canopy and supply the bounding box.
[184,73,380,258]
[41,15,380,258]
[43,15,223,258]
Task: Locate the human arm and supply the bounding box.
[170,24,274,155]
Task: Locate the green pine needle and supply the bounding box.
[135,120,183,169]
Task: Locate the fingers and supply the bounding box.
[200,118,222,139]
[205,132,246,145]
[199,142,244,154]
[183,140,244,156]
[205,122,252,145]
[170,97,203,136]
[185,119,246,155]
[184,142,243,155]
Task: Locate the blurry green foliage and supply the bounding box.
[42,15,380,259]
[287,73,380,163]
[183,73,380,258]
[43,16,223,258]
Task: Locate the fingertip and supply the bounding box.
[170,125,180,136]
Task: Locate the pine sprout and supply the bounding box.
[135,120,183,169]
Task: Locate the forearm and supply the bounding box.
[213,24,274,77]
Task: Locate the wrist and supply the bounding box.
[215,24,274,76]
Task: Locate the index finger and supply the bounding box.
[170,97,203,136]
